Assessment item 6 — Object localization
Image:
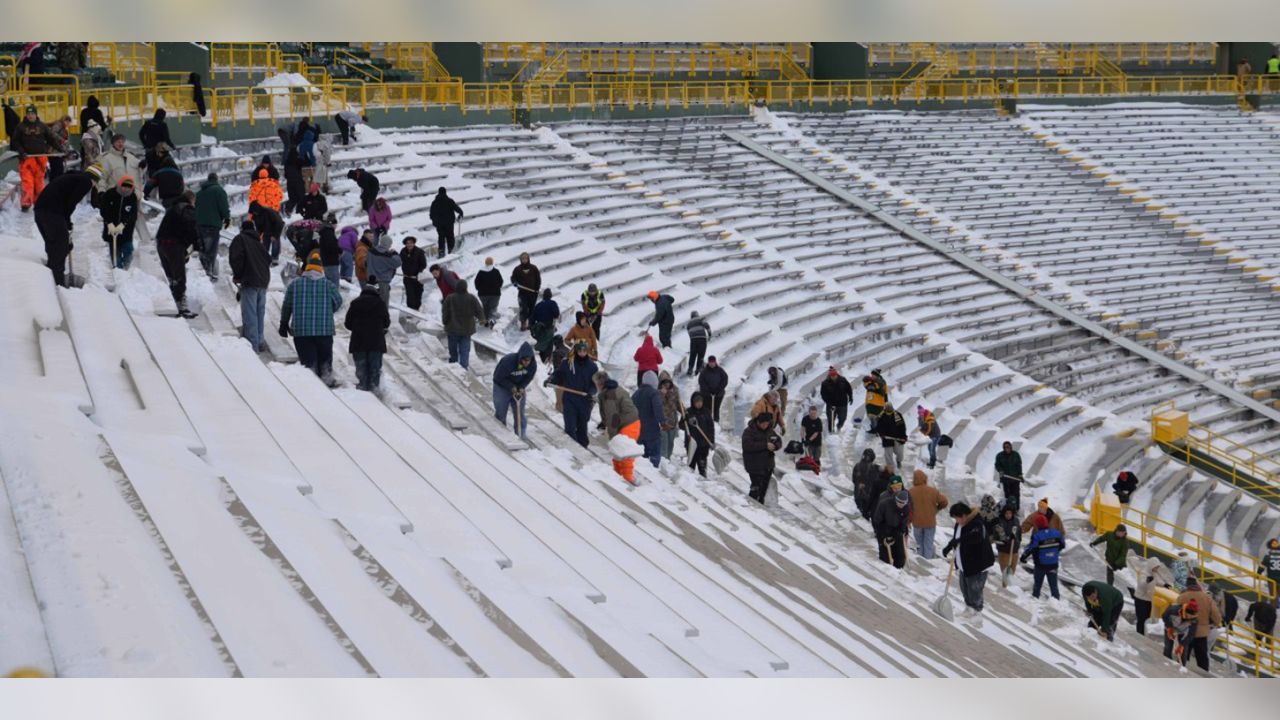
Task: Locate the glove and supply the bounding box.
[1020,554,1030,564]
[67,221,74,232]
[223,219,230,229]
[883,537,895,546]
[278,324,289,338]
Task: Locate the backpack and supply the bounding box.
[796,455,821,474]
[784,440,804,454]
[939,434,954,448]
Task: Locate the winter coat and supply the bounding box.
[474,267,503,296]
[353,170,380,209]
[801,416,823,445]
[253,160,280,182]
[365,243,401,286]
[344,286,390,353]
[138,109,172,150]
[1261,548,1280,583]
[632,377,664,446]
[581,288,605,315]
[283,154,305,206]
[299,192,328,221]
[749,396,784,434]
[286,220,322,260]
[991,514,1022,555]
[1247,601,1277,631]
[698,364,728,396]
[649,294,675,328]
[392,245,424,279]
[156,200,198,248]
[79,96,108,135]
[368,200,393,232]
[1176,587,1222,639]
[250,203,284,245]
[872,490,911,540]
[317,226,341,267]
[97,147,142,193]
[875,410,907,447]
[144,165,185,204]
[918,410,941,440]
[995,450,1023,479]
[429,190,463,229]
[248,171,284,212]
[686,314,712,341]
[633,335,663,373]
[944,514,996,577]
[1162,604,1197,644]
[553,356,599,412]
[564,321,599,359]
[907,471,948,529]
[97,186,139,240]
[338,226,360,254]
[79,127,104,169]
[851,453,879,505]
[10,118,61,156]
[1210,589,1239,626]
[511,262,541,294]
[1131,555,1176,602]
[741,423,777,478]
[767,367,788,392]
[598,380,640,437]
[659,384,683,432]
[194,179,231,228]
[434,269,461,298]
[1022,527,1066,567]
[189,73,206,117]
[531,298,560,327]
[313,138,332,187]
[493,343,537,391]
[1090,531,1129,569]
[1112,472,1138,503]
[228,224,271,289]
[820,375,854,406]
[685,396,715,447]
[1020,508,1065,535]
[441,280,486,336]
[862,373,888,410]
[33,171,95,220]
[281,272,344,337]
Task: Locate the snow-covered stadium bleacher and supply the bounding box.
[2,100,1278,677]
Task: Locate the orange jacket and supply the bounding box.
[248,170,283,211]
[564,322,599,359]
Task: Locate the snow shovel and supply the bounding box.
[65,245,85,289]
[933,562,956,620]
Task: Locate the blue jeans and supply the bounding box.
[197,225,221,278]
[352,351,383,390]
[912,526,937,559]
[110,237,135,269]
[960,570,988,611]
[493,386,526,438]
[928,436,939,467]
[642,434,661,467]
[239,286,267,352]
[447,334,472,369]
[324,265,340,288]
[1032,565,1060,599]
[661,428,679,459]
[563,399,590,448]
[339,250,353,281]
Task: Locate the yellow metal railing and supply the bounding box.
[755,78,997,106]
[0,56,17,93]
[87,42,155,85]
[529,46,809,84]
[0,90,73,128]
[382,43,453,80]
[332,48,383,83]
[1218,621,1280,678]
[870,43,1217,69]
[484,42,554,64]
[1007,74,1241,98]
[209,43,281,78]
[1085,486,1277,601]
[521,81,751,111]
[1150,400,1280,502]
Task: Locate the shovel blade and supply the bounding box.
[932,595,954,621]
[66,273,86,289]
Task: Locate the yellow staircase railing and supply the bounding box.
[1150,401,1280,503]
[380,43,453,81]
[209,42,281,79]
[1218,621,1280,678]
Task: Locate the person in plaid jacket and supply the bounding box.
[280,250,344,384]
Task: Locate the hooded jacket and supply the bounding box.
[138,109,172,150]
[248,169,283,211]
[631,371,664,446]
[228,222,271,289]
[872,489,911,539]
[1176,584,1222,639]
[97,182,139,239]
[1131,554,1176,602]
[97,145,142,193]
[253,157,280,182]
[531,297,560,327]
[299,190,328,221]
[598,379,640,437]
[875,409,907,447]
[249,202,284,244]
[749,395,784,434]
[1022,526,1066,567]
[686,312,711,341]
[851,449,879,503]
[33,171,95,219]
[659,376,683,432]
[194,177,231,228]
[685,392,715,447]
[474,265,503,296]
[344,285,390,354]
[350,169,380,209]
[10,117,61,156]
[441,279,486,336]
[1090,530,1129,569]
[429,189,463,229]
[156,198,198,248]
[1021,507,1065,535]
[862,372,888,410]
[552,353,599,411]
[493,343,537,391]
[634,335,663,373]
[741,421,777,478]
[511,261,541,295]
[368,199,393,232]
[365,236,402,286]
[79,95,108,136]
[400,244,428,278]
[649,293,675,328]
[907,470,948,530]
[338,226,360,254]
[434,268,461,298]
[317,225,341,267]
[698,363,728,396]
[564,315,599,358]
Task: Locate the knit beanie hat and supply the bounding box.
[647,290,658,301]
[1033,514,1048,530]
[642,371,658,388]
[1038,498,1049,510]
[304,250,323,274]
[895,490,910,507]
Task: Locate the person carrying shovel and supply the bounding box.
[942,501,996,614]
[548,341,598,448]
[875,402,908,470]
[872,476,912,569]
[98,175,139,271]
[34,164,102,288]
[492,342,537,440]
[994,440,1024,512]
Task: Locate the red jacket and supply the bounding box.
[634,335,663,373]
[435,270,460,298]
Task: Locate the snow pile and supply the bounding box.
[256,72,312,91]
